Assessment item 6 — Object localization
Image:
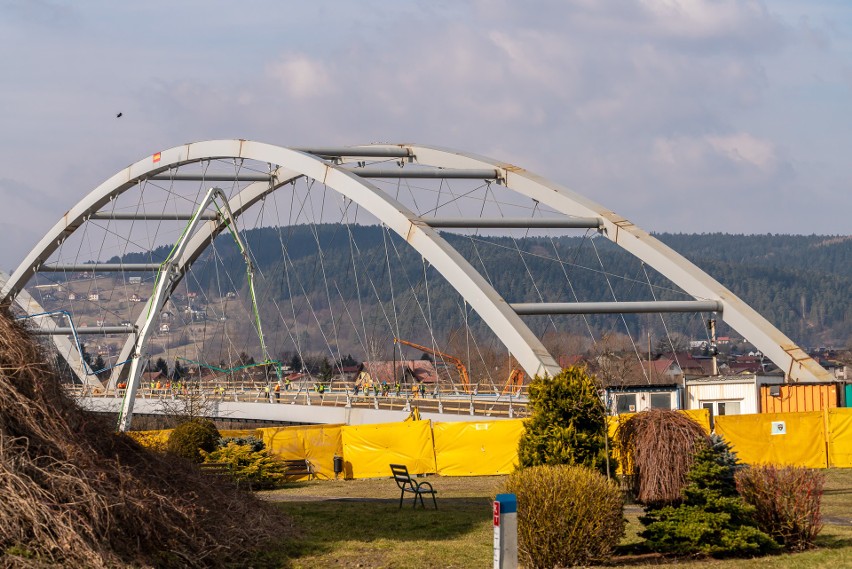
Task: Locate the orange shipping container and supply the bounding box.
[760,383,838,413]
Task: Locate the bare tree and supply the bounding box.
[153,378,218,428]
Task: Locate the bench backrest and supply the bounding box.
[390,464,415,490]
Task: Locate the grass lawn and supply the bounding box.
[252,470,852,569]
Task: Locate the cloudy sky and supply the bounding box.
[1,0,850,270]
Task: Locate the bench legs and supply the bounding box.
[398,490,437,510]
[417,492,437,510]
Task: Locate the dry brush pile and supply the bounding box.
[0,309,293,568]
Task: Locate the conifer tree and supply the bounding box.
[517,367,611,473]
[640,438,778,557]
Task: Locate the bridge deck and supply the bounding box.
[68,385,529,424]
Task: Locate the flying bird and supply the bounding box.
[116,112,123,118]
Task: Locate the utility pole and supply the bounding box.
[708,318,718,376]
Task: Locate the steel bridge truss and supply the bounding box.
[0,140,830,430]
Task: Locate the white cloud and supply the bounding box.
[266,53,334,100]
[706,133,777,169]
[653,132,777,171]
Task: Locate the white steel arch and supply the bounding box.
[0,270,97,388]
[2,139,830,397]
[399,144,830,382]
[2,140,561,398]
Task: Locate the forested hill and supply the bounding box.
[652,233,851,346]
[655,234,852,278]
[113,228,852,348]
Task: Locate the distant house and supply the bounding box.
[727,356,764,375]
[358,360,438,386]
[141,371,165,384]
[128,276,142,285]
[659,352,715,378]
[88,292,100,301]
[67,292,77,301]
[600,359,684,414]
[189,308,207,321]
[340,365,361,380]
[684,373,758,425]
[158,323,170,333]
[129,293,142,303]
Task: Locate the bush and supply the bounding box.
[219,435,265,452]
[167,419,221,463]
[640,439,778,557]
[504,464,624,568]
[202,443,290,489]
[518,367,611,473]
[735,465,824,551]
[126,429,172,452]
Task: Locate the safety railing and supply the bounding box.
[65,381,529,419]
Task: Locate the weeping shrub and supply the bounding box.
[504,464,624,568]
[735,465,824,551]
[518,367,611,473]
[615,409,709,506]
[166,418,221,463]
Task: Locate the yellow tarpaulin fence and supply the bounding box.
[715,411,828,468]
[828,408,852,468]
[219,429,260,439]
[132,406,852,479]
[341,420,436,479]
[433,420,525,476]
[259,424,343,480]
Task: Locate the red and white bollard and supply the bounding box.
[493,493,518,569]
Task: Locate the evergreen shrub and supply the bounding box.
[166,418,221,463]
[735,464,824,551]
[504,464,624,568]
[517,367,611,472]
[203,443,290,489]
[126,429,172,452]
[640,439,779,557]
[219,435,265,452]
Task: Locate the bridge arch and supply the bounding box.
[2,140,829,413]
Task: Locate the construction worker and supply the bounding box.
[394,381,401,396]
[274,380,281,401]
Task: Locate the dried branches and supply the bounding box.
[0,309,292,567]
[615,409,709,506]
